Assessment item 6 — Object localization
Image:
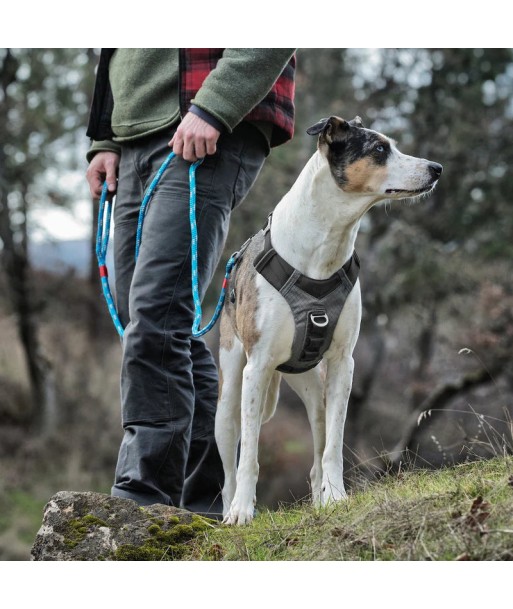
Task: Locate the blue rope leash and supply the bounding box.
[96,152,236,339]
[188,160,237,337]
[96,182,124,338]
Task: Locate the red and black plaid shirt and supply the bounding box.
[87,49,295,148]
[179,48,296,147]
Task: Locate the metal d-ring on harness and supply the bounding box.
[96,151,238,339]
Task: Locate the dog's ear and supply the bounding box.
[306,116,350,144]
[349,116,364,128]
[306,117,331,136]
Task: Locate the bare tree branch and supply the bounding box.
[386,359,509,467]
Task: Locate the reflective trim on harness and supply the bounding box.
[253,214,360,374]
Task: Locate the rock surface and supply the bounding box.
[31,491,214,561]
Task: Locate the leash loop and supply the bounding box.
[96,182,125,338]
[96,153,235,339]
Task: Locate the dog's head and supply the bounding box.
[307,116,442,199]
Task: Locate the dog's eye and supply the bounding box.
[375,145,385,153]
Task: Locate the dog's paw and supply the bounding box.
[223,502,255,526]
[321,483,347,506]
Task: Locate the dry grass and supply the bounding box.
[188,456,513,561]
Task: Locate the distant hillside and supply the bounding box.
[29,239,114,278]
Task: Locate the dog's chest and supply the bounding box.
[226,225,360,373]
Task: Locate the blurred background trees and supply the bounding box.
[0,48,96,431]
[0,48,512,558]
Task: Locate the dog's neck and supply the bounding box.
[271,151,378,279]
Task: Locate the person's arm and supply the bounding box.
[170,48,295,162]
[190,48,295,131]
[86,140,122,164]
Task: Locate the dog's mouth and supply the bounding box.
[385,185,434,195]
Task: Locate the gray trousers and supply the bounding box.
[111,123,266,516]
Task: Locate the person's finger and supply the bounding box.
[172,132,184,157]
[182,134,197,162]
[91,176,102,198]
[205,136,217,156]
[105,162,118,193]
[86,166,103,199]
[193,137,207,160]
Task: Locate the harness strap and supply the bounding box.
[255,217,360,295]
[253,215,360,374]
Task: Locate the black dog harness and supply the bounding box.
[234,215,360,374]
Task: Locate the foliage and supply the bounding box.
[0,48,95,217]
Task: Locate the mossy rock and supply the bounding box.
[31,491,215,561]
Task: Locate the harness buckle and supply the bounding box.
[310,312,329,328]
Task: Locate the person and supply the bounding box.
[85,49,296,518]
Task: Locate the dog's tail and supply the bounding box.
[262,371,281,423]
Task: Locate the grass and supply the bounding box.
[0,489,47,559]
[183,456,513,561]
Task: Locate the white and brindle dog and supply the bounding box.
[215,115,442,525]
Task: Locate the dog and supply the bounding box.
[215,115,442,525]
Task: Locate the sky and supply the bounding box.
[30,199,92,243]
[30,167,92,243]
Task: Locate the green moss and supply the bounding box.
[169,524,195,538]
[110,513,212,561]
[191,514,215,530]
[63,513,109,548]
[112,543,183,561]
[81,514,108,527]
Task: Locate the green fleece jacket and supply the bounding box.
[87,48,295,161]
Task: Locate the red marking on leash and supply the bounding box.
[99,265,108,278]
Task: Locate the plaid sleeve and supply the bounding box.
[189,49,295,134]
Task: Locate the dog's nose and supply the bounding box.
[428,162,443,179]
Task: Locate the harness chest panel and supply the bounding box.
[251,220,360,374]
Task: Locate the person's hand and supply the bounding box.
[86,151,120,199]
[169,112,221,162]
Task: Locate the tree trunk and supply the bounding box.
[86,48,103,341]
[87,196,102,339]
[410,306,437,411]
[0,187,53,429]
[0,49,56,430]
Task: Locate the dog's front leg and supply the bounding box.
[223,359,273,525]
[321,354,354,504]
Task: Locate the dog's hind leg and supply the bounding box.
[215,331,246,518]
[224,355,274,525]
[262,371,281,423]
[284,366,326,505]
